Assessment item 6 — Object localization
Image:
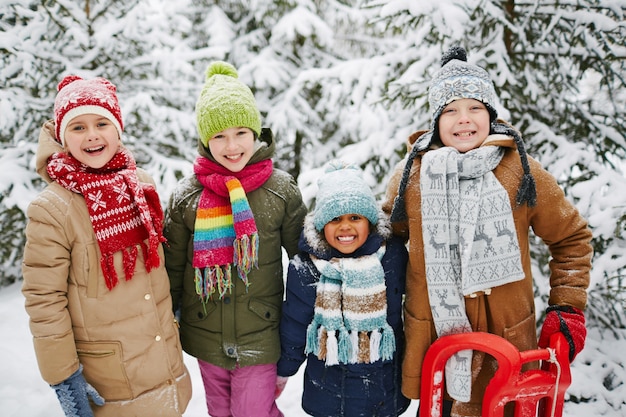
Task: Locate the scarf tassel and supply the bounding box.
[122,246,139,282]
[194,268,211,304]
[143,233,163,271]
[349,331,360,363]
[379,325,396,361]
[234,232,259,287]
[338,328,351,364]
[194,268,204,301]
[318,327,328,360]
[194,265,233,302]
[101,255,119,290]
[305,322,320,356]
[370,329,381,363]
[325,329,339,366]
[306,325,395,365]
[216,266,232,298]
[358,331,370,363]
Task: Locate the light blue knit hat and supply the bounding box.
[195,61,262,146]
[313,160,379,231]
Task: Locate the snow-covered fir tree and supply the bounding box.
[0,0,624,413]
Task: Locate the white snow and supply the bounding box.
[2,280,624,415]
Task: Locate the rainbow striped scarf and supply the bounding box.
[193,157,273,300]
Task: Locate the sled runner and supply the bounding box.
[419,332,571,417]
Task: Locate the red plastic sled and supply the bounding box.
[419,332,571,417]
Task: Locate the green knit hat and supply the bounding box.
[196,61,262,146]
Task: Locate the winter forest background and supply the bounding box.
[1,0,625,415]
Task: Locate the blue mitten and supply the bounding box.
[51,365,105,417]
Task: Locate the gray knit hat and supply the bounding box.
[313,160,379,232]
[390,46,537,223]
[428,46,498,129]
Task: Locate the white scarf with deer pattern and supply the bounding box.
[420,145,524,402]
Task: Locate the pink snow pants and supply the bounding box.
[198,359,284,417]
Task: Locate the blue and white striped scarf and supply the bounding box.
[305,246,395,366]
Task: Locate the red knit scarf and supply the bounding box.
[47,149,165,290]
[193,157,273,299]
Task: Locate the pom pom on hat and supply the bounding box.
[54,75,123,146]
[428,45,498,129]
[196,61,262,147]
[313,160,379,232]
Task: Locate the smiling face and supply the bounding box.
[437,98,491,153]
[323,213,371,254]
[207,127,255,173]
[63,113,121,168]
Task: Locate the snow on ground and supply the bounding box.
[2,280,623,416]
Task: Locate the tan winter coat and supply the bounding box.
[21,121,192,416]
[383,130,593,417]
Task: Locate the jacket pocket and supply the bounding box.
[85,242,99,298]
[184,298,217,323]
[249,298,280,323]
[236,298,280,337]
[69,241,100,298]
[503,311,536,350]
[76,340,132,400]
[503,312,539,371]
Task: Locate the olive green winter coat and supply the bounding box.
[383,130,593,417]
[22,121,192,417]
[163,128,307,369]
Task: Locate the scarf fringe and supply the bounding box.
[305,322,320,357]
[338,328,351,364]
[194,265,233,302]
[350,330,360,363]
[144,233,163,271]
[318,327,328,360]
[234,233,259,287]
[370,329,381,362]
[193,231,258,304]
[306,325,396,366]
[122,246,138,282]
[380,325,396,361]
[325,330,339,365]
[102,255,118,290]
[102,242,160,291]
[358,331,370,363]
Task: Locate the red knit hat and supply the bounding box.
[54,75,124,146]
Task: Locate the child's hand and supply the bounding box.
[51,364,105,417]
[275,376,289,399]
[538,305,586,362]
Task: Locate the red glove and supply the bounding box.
[538,305,586,362]
[275,376,288,399]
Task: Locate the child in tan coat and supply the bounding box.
[22,75,191,417]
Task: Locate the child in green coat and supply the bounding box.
[163,61,307,417]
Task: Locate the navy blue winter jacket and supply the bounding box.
[277,214,410,417]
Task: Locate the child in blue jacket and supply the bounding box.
[277,160,410,417]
